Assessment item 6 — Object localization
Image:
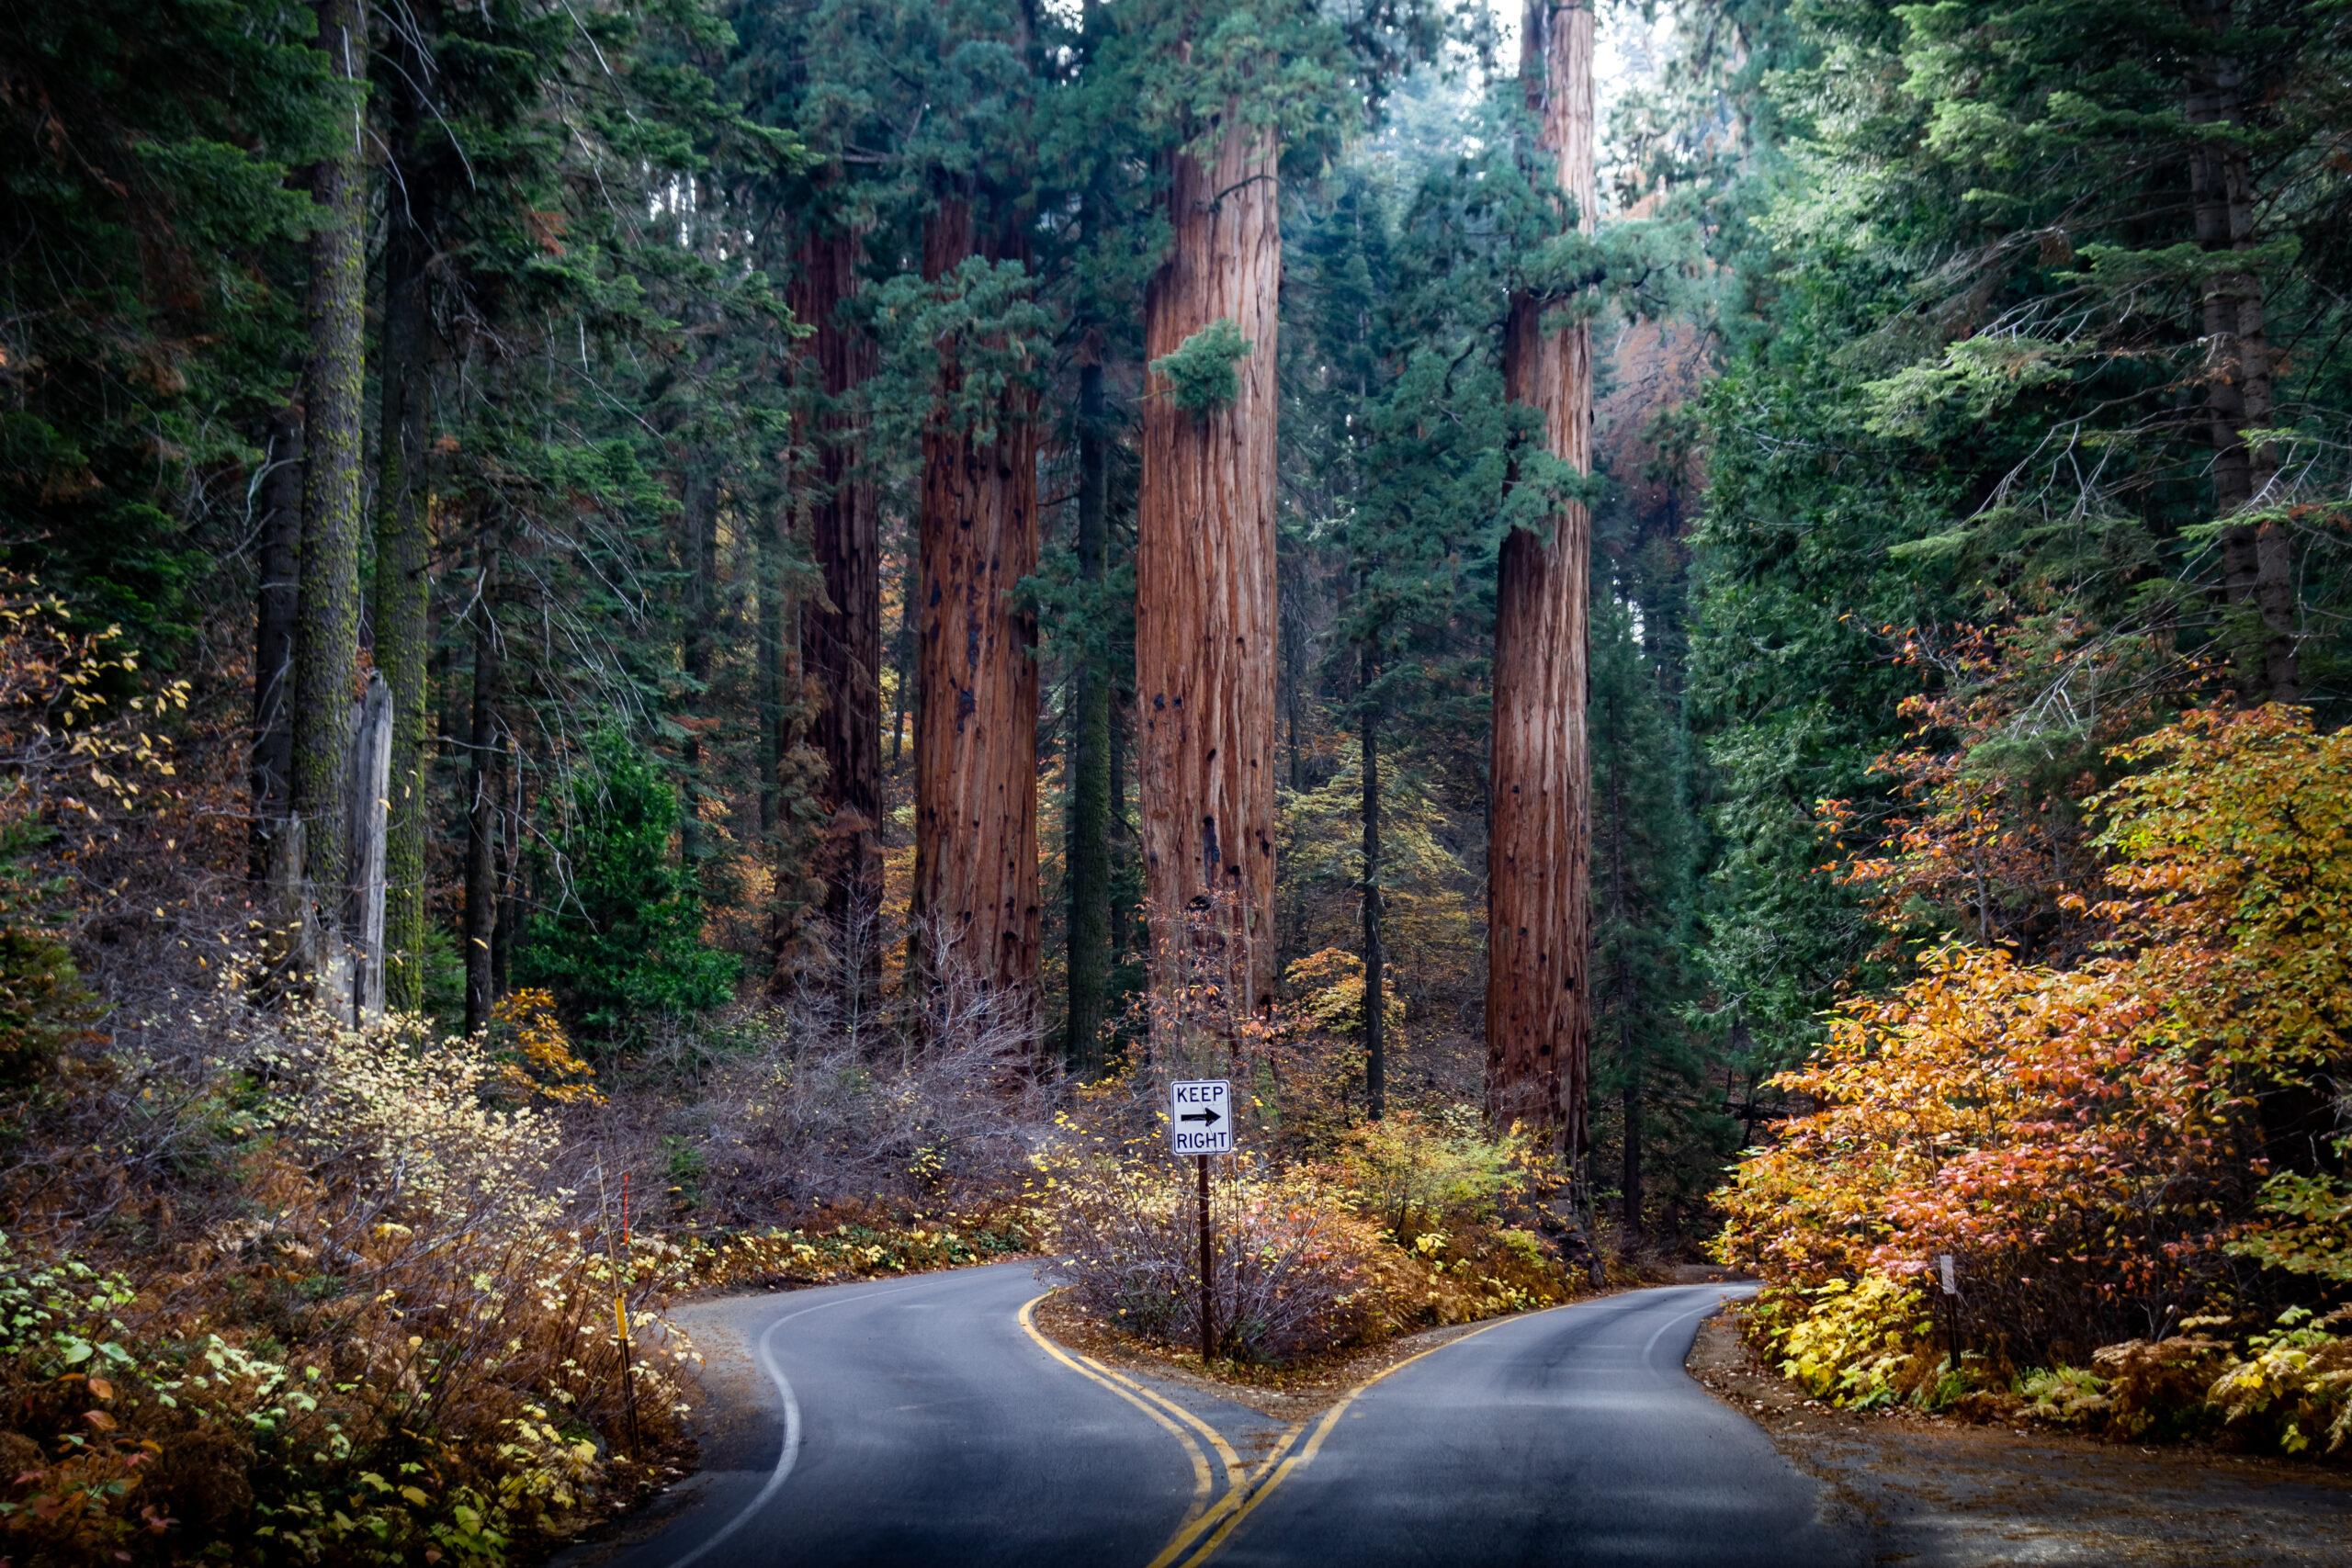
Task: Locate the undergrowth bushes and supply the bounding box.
[1040,1087,1581,1365]
[0,1003,700,1565]
[1721,709,2352,1459]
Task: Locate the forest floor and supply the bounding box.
[1689,1309,2352,1566]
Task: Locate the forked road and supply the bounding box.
[579,1261,1861,1568]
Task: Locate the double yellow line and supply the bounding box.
[1018,1294,1517,1568]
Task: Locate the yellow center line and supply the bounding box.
[1077,1349,1246,1490]
[1018,1293,1215,1525]
[1179,1313,1526,1566]
[1138,1416,1306,1568]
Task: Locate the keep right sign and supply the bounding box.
[1170,1079,1234,1156]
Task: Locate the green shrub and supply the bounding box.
[0,925,96,1086]
[518,728,738,1036]
[1150,317,1251,415]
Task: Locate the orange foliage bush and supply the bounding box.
[1723,706,2352,1365]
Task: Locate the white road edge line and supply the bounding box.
[1640,1287,1753,1368]
[663,1272,948,1568]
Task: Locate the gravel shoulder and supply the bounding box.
[1688,1308,2352,1566]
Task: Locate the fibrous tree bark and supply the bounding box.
[373,6,435,1011]
[912,195,1042,1026]
[289,0,368,988]
[787,224,883,1004]
[1064,352,1114,1066]
[2187,0,2295,702]
[1136,111,1282,1022]
[1487,0,1595,1159]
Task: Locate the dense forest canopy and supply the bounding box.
[2,0,2351,1555]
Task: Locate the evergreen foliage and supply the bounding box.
[519,728,740,1034]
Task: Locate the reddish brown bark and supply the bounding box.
[787,226,884,998]
[1135,113,1282,1020]
[911,197,1042,1020]
[1487,1,1595,1158]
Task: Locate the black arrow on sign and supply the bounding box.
[1180,1107,1223,1126]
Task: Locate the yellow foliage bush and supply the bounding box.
[1718,708,2352,1450]
[1040,1099,1574,1362]
[1747,1276,1934,1407]
[0,1006,698,1565]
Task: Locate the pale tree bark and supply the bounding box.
[911,196,1043,1025]
[2187,0,2295,702]
[1136,111,1282,1021]
[1487,0,1595,1160]
[289,0,368,986]
[462,515,503,1036]
[789,226,884,1005]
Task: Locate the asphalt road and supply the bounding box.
[579,1264,1860,1568]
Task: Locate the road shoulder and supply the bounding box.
[1689,1308,2352,1566]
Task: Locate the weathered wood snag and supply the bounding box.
[1135,112,1282,1021]
[1487,0,1595,1157]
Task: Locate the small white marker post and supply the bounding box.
[1937,1253,1959,1366]
[1170,1080,1234,1363]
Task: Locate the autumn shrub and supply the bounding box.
[688,1213,1035,1291]
[1041,1092,1577,1364]
[1043,1148,1398,1361]
[1752,1276,1938,1408]
[1719,706,2352,1450]
[1334,1106,1522,1244]
[2208,1306,2352,1453]
[0,1001,699,1566]
[670,956,1054,1220]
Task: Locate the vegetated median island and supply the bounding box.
[1027,1068,1644,1409]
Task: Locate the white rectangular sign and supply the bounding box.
[1938,1254,1957,1296]
[1170,1079,1233,1156]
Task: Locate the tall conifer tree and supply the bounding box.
[1487,0,1597,1157]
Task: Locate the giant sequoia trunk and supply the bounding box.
[2187,0,2296,702]
[788,226,883,1001]
[1135,113,1282,1022]
[1487,0,1595,1159]
[911,197,1043,1024]
[373,10,435,1012]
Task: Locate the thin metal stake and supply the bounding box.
[1198,1154,1215,1364]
